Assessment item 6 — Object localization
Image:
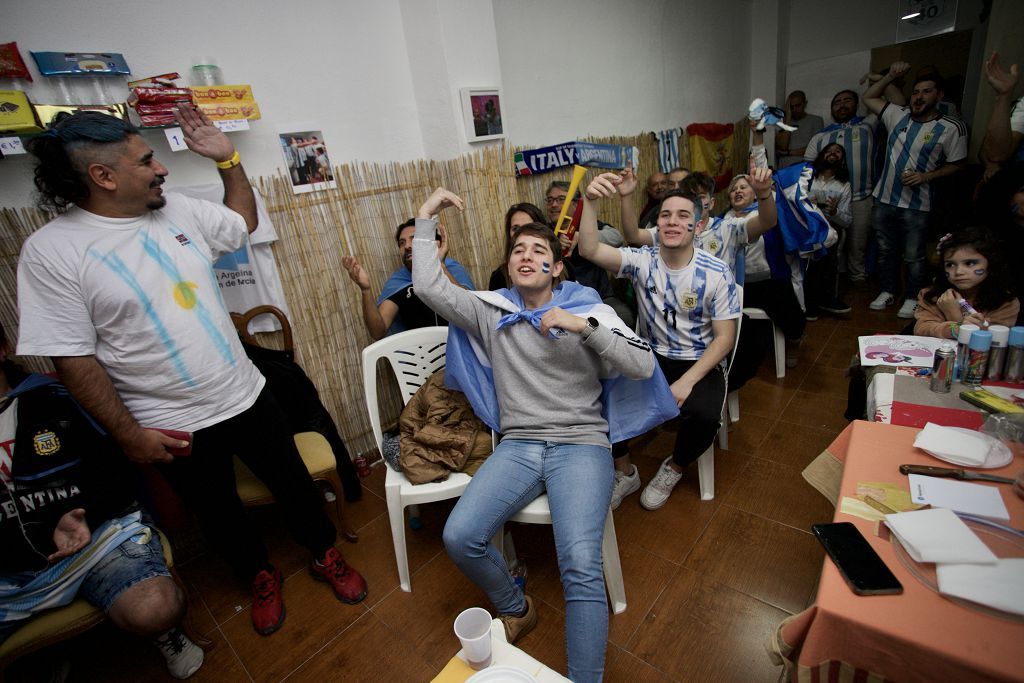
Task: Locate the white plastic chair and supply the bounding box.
[741,307,785,379]
[362,327,627,612]
[502,492,627,614]
[697,286,745,500]
[362,326,471,592]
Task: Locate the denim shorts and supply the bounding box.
[78,526,171,613]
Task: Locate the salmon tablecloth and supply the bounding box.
[778,420,1024,683]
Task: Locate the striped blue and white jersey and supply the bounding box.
[804,114,878,200]
[617,246,741,361]
[647,215,751,283]
[872,103,968,212]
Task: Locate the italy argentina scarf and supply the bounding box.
[444,281,679,443]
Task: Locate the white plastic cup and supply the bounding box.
[454,607,492,670]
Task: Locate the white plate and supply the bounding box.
[921,427,1013,469]
[466,665,536,682]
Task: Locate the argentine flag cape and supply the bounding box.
[771,162,832,259]
[444,281,679,444]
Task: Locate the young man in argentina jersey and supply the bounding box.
[579,174,745,510]
[804,80,905,282]
[864,61,968,319]
[618,123,778,286]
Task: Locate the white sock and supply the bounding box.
[152,627,204,679]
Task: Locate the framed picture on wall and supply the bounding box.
[460,87,505,143]
[277,126,336,194]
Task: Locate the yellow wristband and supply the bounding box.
[215,151,240,170]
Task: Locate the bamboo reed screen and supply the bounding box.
[0,125,749,461]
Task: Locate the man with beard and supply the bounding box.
[17,108,367,638]
[342,218,474,340]
[636,171,671,234]
[864,61,968,319]
[804,143,853,317]
[804,82,903,282]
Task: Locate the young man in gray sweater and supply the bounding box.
[411,187,665,683]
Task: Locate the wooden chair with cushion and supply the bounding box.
[0,530,208,681]
[230,305,357,543]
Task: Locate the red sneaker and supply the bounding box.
[251,567,285,635]
[310,547,368,604]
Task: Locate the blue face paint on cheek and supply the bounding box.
[686,222,694,232]
[541,261,551,274]
[974,269,986,276]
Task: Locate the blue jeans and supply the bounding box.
[443,440,614,683]
[873,202,930,300]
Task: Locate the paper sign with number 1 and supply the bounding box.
[164,128,189,152]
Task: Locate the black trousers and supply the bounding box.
[729,278,806,389]
[160,387,337,582]
[613,356,725,466]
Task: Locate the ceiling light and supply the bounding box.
[901,11,921,19]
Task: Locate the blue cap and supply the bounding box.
[1011,327,1024,347]
[969,329,992,352]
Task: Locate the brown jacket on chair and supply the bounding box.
[399,370,492,484]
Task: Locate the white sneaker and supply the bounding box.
[897,299,917,319]
[640,458,683,510]
[869,292,895,310]
[153,627,204,679]
[610,465,640,510]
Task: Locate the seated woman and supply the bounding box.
[488,203,548,290]
[914,227,1019,337]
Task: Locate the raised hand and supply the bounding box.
[984,51,1019,96]
[889,61,911,79]
[539,307,587,337]
[48,508,91,562]
[859,71,884,85]
[747,157,773,197]
[342,255,370,290]
[417,187,464,219]
[584,173,621,201]
[173,104,234,163]
[617,167,638,197]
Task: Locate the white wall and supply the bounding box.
[0,0,430,207]
[1,0,762,209]
[492,0,753,146]
[785,0,897,66]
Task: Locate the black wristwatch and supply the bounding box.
[583,316,600,338]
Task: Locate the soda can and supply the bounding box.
[354,454,370,478]
[930,343,955,393]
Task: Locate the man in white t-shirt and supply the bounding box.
[16,108,366,638]
[864,61,968,318]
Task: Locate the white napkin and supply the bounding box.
[937,559,1024,616]
[913,423,989,466]
[885,508,997,564]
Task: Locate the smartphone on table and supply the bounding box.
[811,522,903,596]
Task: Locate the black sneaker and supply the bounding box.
[819,298,852,315]
[805,307,820,321]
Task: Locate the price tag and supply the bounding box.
[0,137,27,155]
[164,127,189,152]
[214,119,250,133]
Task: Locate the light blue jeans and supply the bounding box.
[443,439,614,683]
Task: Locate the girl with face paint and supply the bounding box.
[913,227,1019,338]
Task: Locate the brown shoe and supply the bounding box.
[498,595,537,644]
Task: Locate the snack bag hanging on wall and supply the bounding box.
[0,43,32,81]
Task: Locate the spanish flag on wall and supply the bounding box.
[685,123,734,193]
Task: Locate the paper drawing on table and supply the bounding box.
[858,335,945,367]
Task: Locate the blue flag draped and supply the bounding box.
[444,282,679,444]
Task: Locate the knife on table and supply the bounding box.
[899,464,1016,484]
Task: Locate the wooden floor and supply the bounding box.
[7,284,909,683]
